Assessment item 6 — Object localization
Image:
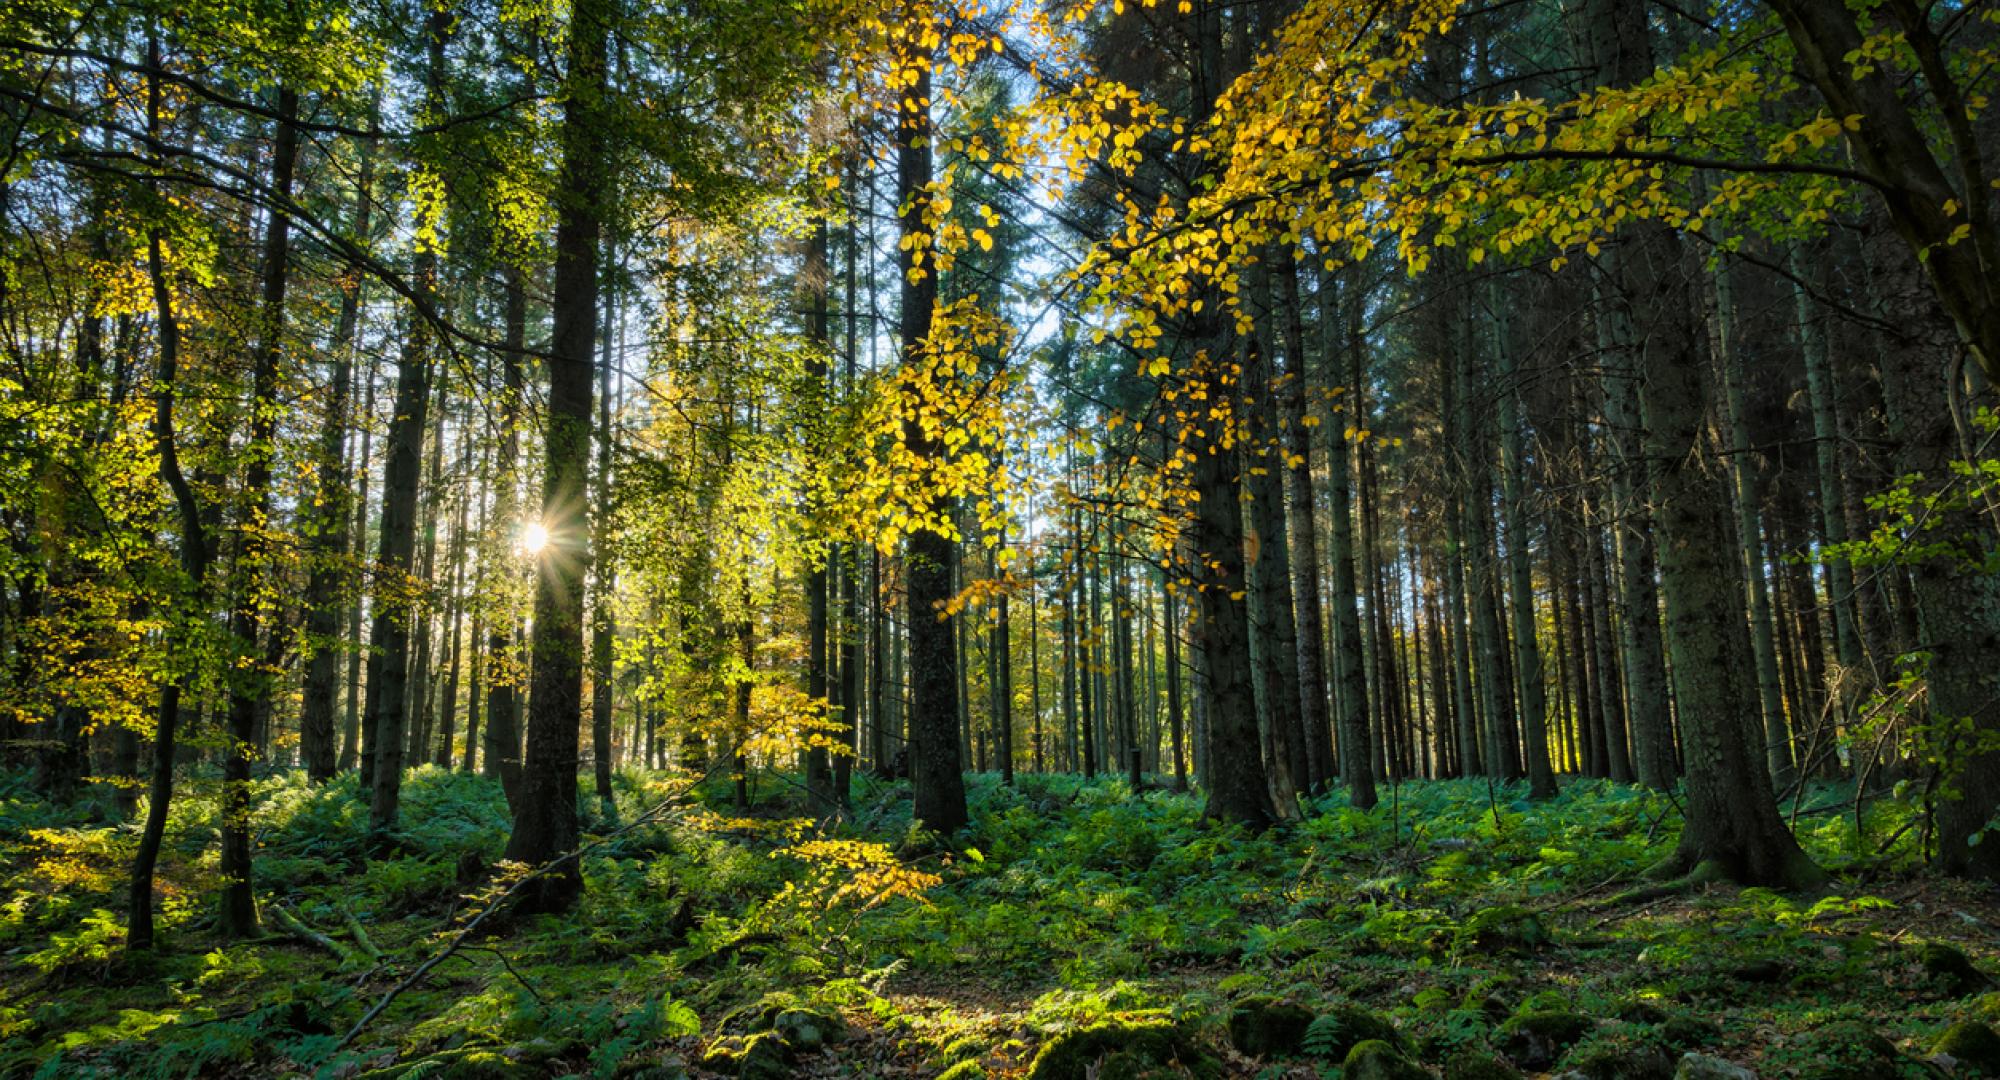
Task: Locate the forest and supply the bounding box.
[3,0,2000,1076]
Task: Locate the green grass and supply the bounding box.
[0,765,1988,1078]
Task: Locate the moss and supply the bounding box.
[1516,990,1570,1014]
[1025,1019,1215,1080]
[1455,906,1552,956]
[735,1032,792,1080]
[1924,943,1991,996]
[1658,1015,1720,1051]
[940,1034,988,1065]
[1613,999,1668,1025]
[1794,1020,1900,1080]
[1301,1003,1403,1060]
[1342,1039,1429,1080]
[770,1007,845,1051]
[1495,1010,1594,1070]
[1442,1049,1523,1080]
[936,1062,988,1080]
[1225,995,1314,1057]
[1933,1020,2000,1076]
[1559,1031,1674,1080]
[359,1048,535,1079]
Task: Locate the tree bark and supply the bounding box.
[504,0,607,910]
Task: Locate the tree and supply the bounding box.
[893,3,969,835]
[504,0,610,910]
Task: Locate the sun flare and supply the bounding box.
[521,521,550,555]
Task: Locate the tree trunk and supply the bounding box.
[218,85,298,938]
[1325,265,1377,807]
[1865,221,2000,879]
[1492,285,1556,798]
[303,106,375,783]
[130,43,211,951]
[504,0,607,911]
[893,29,968,833]
[485,264,527,805]
[366,11,448,832]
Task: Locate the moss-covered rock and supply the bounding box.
[936,1062,988,1080]
[1560,1032,1675,1080]
[1025,1019,1216,1080]
[1658,1015,1721,1051]
[1924,943,1992,997]
[1496,1010,1594,1071]
[1671,1054,1756,1080]
[1457,906,1553,956]
[770,1007,845,1051]
[1302,1004,1403,1060]
[1793,1021,1900,1080]
[360,1048,537,1080]
[1614,1000,1669,1026]
[1932,1020,2000,1076]
[735,1033,791,1080]
[1443,1050,1524,1080]
[1225,995,1314,1057]
[1342,1039,1430,1080]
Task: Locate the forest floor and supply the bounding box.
[3,764,1998,1079]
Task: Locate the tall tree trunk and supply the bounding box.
[1492,286,1555,797]
[505,0,607,910]
[485,265,527,804]
[803,213,836,814]
[1276,250,1332,791]
[1710,262,1795,790]
[590,280,618,816]
[342,366,375,774]
[1325,265,1377,807]
[434,423,472,768]
[1865,221,2000,879]
[1243,324,1307,810]
[894,19,968,832]
[302,107,375,783]
[218,85,298,938]
[366,11,448,831]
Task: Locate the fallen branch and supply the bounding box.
[270,905,360,968]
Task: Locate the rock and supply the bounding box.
[1659,1016,1721,1051]
[771,1007,845,1051]
[1725,959,1786,984]
[1673,1054,1756,1080]
[1793,1021,1899,1080]
[1444,1050,1525,1080]
[1496,1010,1595,1071]
[1301,1004,1404,1060]
[1343,1039,1430,1080]
[1225,995,1314,1057]
[1025,1019,1216,1080]
[735,1033,791,1080]
[1561,1033,1675,1080]
[1932,1020,2000,1075]
[1614,1000,1669,1025]
[1457,906,1553,956]
[1925,943,1993,996]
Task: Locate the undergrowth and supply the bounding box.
[0,765,1987,1079]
